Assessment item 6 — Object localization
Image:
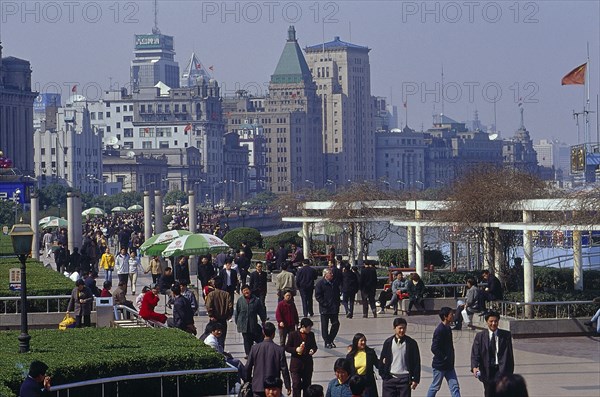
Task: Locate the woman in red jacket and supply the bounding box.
[275,289,299,346]
[139,283,167,323]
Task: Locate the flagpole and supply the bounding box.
[585,42,590,145]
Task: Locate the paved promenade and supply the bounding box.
[44,256,600,396]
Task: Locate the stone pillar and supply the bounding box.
[407,226,415,267]
[573,229,583,291]
[67,192,76,254]
[144,191,153,244]
[30,193,39,260]
[302,222,310,260]
[415,225,423,276]
[188,191,198,276]
[522,211,534,318]
[356,223,364,267]
[73,193,82,251]
[154,190,163,234]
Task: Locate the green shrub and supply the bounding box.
[223,227,262,250]
[0,328,232,397]
[263,231,302,250]
[377,249,447,268]
[0,258,74,297]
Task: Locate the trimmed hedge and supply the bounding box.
[0,328,231,397]
[223,227,263,250]
[377,249,447,268]
[262,231,302,250]
[0,258,74,297]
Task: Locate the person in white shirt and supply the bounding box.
[204,322,245,382]
[115,248,130,285]
[128,248,142,294]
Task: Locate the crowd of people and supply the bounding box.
[33,224,535,397]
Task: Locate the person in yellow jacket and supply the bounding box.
[100,247,115,282]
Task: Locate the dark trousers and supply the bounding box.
[342,292,356,317]
[483,367,500,397]
[408,298,425,312]
[299,288,314,317]
[362,289,376,316]
[382,375,411,397]
[151,273,160,284]
[239,268,248,286]
[75,314,91,328]
[291,360,314,397]
[320,313,340,345]
[242,332,262,355]
[118,273,129,285]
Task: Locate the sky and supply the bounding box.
[1,0,598,145]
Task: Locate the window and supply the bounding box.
[116,122,121,129]
[116,107,120,113]
[142,141,152,149]
[140,105,146,113]
[90,112,96,120]
[98,112,103,120]
[106,126,111,132]
[41,148,45,155]
[106,112,111,118]
[124,128,134,137]
[159,141,169,149]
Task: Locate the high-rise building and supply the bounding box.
[375,126,426,190]
[0,43,37,176]
[305,35,375,186]
[130,33,180,91]
[225,26,323,194]
[502,107,538,176]
[180,52,212,88]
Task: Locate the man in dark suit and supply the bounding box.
[246,322,291,397]
[219,258,238,304]
[360,262,378,318]
[249,261,269,312]
[285,317,318,397]
[480,270,504,309]
[295,259,318,317]
[20,360,51,397]
[315,269,340,348]
[471,311,514,397]
[275,243,289,271]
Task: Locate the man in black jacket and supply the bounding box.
[480,270,503,310]
[168,283,196,335]
[295,259,318,317]
[379,317,421,397]
[315,269,340,349]
[275,243,289,271]
[427,307,461,397]
[360,263,378,318]
[249,261,268,312]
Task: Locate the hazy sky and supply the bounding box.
[1,0,598,144]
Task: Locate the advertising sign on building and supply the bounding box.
[34,93,61,113]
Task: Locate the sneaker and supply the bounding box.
[377,309,385,314]
[330,342,337,348]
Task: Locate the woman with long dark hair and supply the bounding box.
[346,333,380,397]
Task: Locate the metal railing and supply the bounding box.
[50,364,239,397]
[0,295,72,314]
[498,300,595,319]
[113,304,168,328]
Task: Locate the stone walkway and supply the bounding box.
[43,256,600,396]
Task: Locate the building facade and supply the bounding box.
[0,44,37,176]
[131,32,180,91]
[375,126,426,190]
[305,35,375,187]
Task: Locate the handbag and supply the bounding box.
[59,313,76,330]
[238,381,252,397]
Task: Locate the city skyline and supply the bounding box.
[1,0,598,144]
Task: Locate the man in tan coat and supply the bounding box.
[205,276,233,348]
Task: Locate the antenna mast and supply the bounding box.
[152,0,160,34]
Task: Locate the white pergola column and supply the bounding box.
[30,192,40,260]
[67,191,76,254]
[407,226,415,268]
[188,191,198,276]
[573,230,583,291]
[523,210,534,318]
[154,190,163,234]
[302,222,310,260]
[494,229,504,285]
[144,191,153,244]
[74,193,82,251]
[415,210,423,276]
[356,223,364,267]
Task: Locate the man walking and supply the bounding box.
[205,276,234,348]
[379,317,421,397]
[315,269,340,348]
[471,311,514,397]
[275,263,296,302]
[245,322,292,397]
[295,259,318,317]
[427,307,461,397]
[360,262,378,318]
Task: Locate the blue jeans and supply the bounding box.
[105,269,113,282]
[427,368,461,397]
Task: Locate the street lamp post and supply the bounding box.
[12,189,21,224]
[415,180,425,190]
[9,223,34,353]
[396,180,406,190]
[304,179,315,189]
[57,203,61,218]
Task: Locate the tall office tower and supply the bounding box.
[305,36,375,187]
[130,32,180,91]
[264,26,323,193]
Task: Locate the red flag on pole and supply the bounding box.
[208,65,214,71]
[184,123,192,132]
[561,63,586,85]
[196,63,201,70]
[71,85,77,93]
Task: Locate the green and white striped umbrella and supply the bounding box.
[111,206,127,213]
[42,217,68,229]
[127,204,143,212]
[139,230,193,256]
[161,233,229,257]
[82,207,106,217]
[38,216,58,226]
